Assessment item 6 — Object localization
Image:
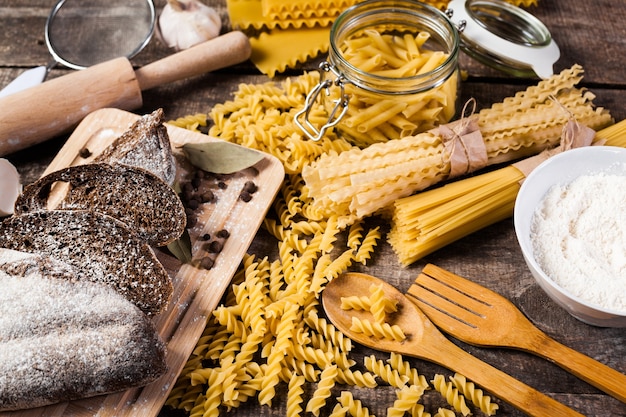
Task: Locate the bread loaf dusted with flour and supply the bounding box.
[0,210,173,316]
[0,251,167,411]
[0,246,76,281]
[94,108,176,185]
[15,162,186,247]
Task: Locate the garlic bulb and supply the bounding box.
[157,0,222,51]
[0,158,21,217]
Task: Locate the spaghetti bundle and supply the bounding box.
[302,65,614,228]
[388,119,626,266]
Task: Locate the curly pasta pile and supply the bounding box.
[166,74,501,416]
[343,284,407,342]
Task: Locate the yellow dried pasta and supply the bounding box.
[225,0,538,76]
[450,373,499,416]
[207,71,354,174]
[326,29,459,143]
[301,65,613,226]
[434,408,456,417]
[388,165,524,265]
[431,374,471,416]
[165,170,383,414]
[165,61,509,416]
[306,364,339,416]
[389,112,626,267]
[249,27,331,77]
[387,352,429,390]
[329,403,350,417]
[387,384,426,417]
[368,283,388,324]
[337,391,376,417]
[340,283,395,314]
[364,354,410,389]
[336,368,378,388]
[260,0,359,20]
[350,316,406,341]
[340,295,371,311]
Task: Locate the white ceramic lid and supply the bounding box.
[446,0,560,79]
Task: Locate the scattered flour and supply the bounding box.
[531,171,626,312]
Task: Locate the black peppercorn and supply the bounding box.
[200,256,214,269]
[79,147,92,158]
[243,181,258,194]
[182,182,194,196]
[187,199,200,210]
[208,240,223,253]
[186,214,197,228]
[201,190,214,203]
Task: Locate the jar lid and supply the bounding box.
[446,0,559,78]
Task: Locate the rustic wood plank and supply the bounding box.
[1,0,626,416]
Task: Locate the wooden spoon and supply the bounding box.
[322,272,584,417]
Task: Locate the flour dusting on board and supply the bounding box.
[531,167,626,312]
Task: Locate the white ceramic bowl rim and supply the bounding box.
[514,146,626,317]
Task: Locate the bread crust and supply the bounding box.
[15,162,186,247]
[0,267,167,411]
[94,108,176,185]
[0,210,173,316]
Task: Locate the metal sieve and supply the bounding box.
[45,0,156,70]
[0,0,156,97]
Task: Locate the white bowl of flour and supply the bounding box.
[514,146,626,327]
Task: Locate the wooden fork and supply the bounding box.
[406,263,626,404]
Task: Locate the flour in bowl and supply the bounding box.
[531,172,626,312]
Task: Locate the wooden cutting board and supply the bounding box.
[0,108,284,417]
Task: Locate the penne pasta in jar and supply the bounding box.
[295,0,460,146]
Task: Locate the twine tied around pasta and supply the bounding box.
[513,97,597,180]
[437,99,488,178]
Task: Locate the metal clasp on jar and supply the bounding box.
[295,61,350,141]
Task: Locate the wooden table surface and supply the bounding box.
[1,1,625,416]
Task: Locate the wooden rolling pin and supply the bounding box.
[0,30,251,156]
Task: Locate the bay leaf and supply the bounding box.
[183,141,264,174]
[167,229,192,264]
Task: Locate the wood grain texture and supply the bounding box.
[1,0,625,416]
[408,264,626,404]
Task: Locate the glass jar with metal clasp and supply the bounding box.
[295,0,560,144]
[296,0,461,145]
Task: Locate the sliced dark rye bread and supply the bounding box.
[94,108,177,185]
[0,266,167,411]
[0,210,173,316]
[14,162,186,247]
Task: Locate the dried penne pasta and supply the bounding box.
[320,26,459,144]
